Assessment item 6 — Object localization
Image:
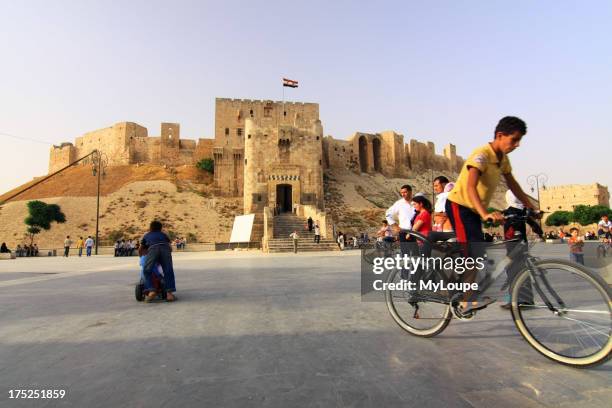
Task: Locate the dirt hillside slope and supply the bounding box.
[0,165,239,248]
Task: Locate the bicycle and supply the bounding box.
[382,212,612,368]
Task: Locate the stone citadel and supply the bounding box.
[539,183,610,224]
[49,97,465,218]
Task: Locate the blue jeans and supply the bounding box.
[143,244,176,292]
[78,248,83,257]
[86,247,92,256]
[399,229,417,280]
[570,253,584,265]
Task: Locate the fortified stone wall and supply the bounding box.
[194,139,214,162]
[322,131,464,178]
[213,98,319,197]
[405,139,463,173]
[48,143,77,173]
[540,183,610,223]
[243,118,324,214]
[48,122,214,173]
[322,137,358,171]
[48,97,469,202]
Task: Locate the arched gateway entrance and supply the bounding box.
[276,184,292,212]
[359,136,368,173]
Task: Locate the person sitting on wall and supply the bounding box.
[0,242,10,253]
[598,214,612,240]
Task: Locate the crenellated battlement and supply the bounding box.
[51,142,74,150]
[215,97,317,107]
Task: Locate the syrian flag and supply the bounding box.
[283,78,298,88]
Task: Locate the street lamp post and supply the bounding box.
[91,150,108,255]
[527,173,548,229]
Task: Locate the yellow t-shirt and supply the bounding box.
[448,143,512,213]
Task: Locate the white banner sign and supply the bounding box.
[229,214,255,243]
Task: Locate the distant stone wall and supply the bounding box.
[322,131,464,177]
[48,122,214,173]
[194,139,213,162]
[48,143,77,173]
[322,137,357,171]
[540,183,610,223]
[406,139,463,173]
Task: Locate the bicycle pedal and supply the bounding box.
[462,297,496,313]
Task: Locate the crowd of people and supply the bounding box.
[0,242,39,257]
[173,237,187,250]
[334,231,371,250]
[0,232,193,259]
[114,239,139,257]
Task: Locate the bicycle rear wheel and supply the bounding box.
[385,267,452,337]
[511,259,612,367]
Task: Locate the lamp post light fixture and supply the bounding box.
[91,150,108,255]
[527,173,548,229]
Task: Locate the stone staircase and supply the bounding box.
[268,213,338,253]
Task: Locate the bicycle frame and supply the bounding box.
[394,229,569,312]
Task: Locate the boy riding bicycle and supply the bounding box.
[445,116,536,313]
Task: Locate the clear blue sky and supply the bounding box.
[1,0,610,196]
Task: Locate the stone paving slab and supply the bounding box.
[0,250,610,407]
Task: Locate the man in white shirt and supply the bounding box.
[385,184,416,240]
[385,185,416,280]
[598,215,612,239]
[85,236,94,257]
[432,176,453,232]
[289,231,299,253]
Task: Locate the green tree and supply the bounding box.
[24,200,67,244]
[572,205,611,226]
[545,210,573,227]
[196,158,214,174]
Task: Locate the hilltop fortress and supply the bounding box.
[49,98,465,215]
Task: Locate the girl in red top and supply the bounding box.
[410,196,433,238]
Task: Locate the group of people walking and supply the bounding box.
[63,235,95,257]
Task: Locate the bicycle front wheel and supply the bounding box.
[511,259,612,368]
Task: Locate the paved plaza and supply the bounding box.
[0,246,610,407]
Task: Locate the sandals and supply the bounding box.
[144,291,178,303]
[459,296,496,313]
